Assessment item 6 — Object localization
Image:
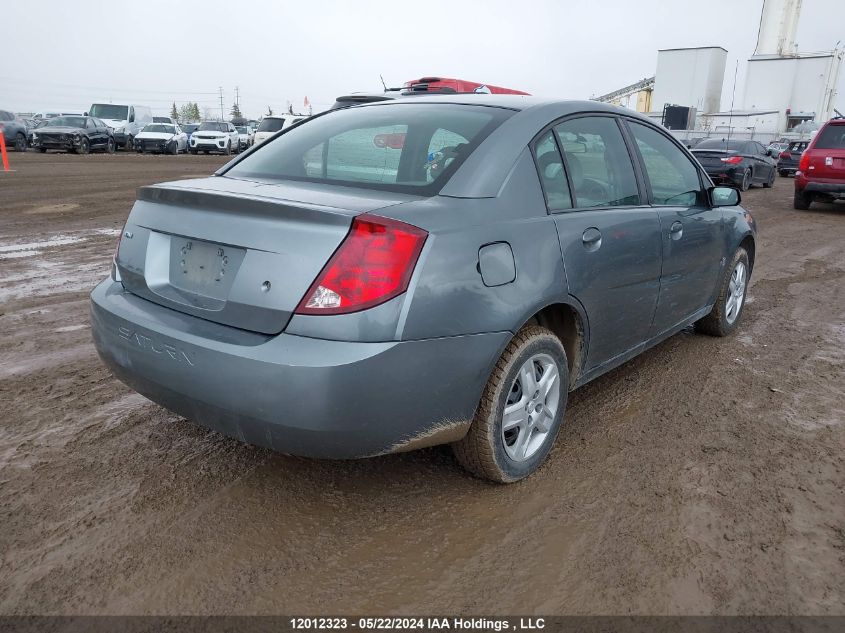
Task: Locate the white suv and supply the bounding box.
[189,121,240,155]
[253,115,306,146]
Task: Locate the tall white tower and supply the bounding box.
[754,0,803,56]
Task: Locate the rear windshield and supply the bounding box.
[787,141,808,152]
[813,124,845,149]
[257,118,285,133]
[226,103,513,194]
[694,139,746,152]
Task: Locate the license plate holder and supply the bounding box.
[172,238,232,295]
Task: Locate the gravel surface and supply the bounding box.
[0,152,843,615]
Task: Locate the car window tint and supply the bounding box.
[86,118,96,129]
[628,121,702,206]
[814,125,845,149]
[533,130,572,211]
[325,124,408,183]
[554,117,639,208]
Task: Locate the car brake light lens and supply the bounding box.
[720,156,743,164]
[780,151,791,159]
[295,214,428,315]
[798,152,810,172]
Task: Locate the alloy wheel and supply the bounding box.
[725,261,747,325]
[501,353,561,462]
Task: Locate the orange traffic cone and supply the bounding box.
[0,133,9,172]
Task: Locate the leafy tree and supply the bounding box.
[170,102,179,122]
[230,102,242,119]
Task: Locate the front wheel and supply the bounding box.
[14,133,27,152]
[763,169,775,188]
[77,137,90,154]
[106,138,115,154]
[224,142,231,155]
[169,141,179,155]
[452,325,568,483]
[695,248,749,337]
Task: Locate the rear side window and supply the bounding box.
[814,124,845,149]
[227,104,513,194]
[628,121,703,206]
[533,130,572,211]
[554,116,639,208]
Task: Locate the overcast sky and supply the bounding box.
[1,0,842,118]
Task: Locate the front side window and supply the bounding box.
[226,103,512,194]
[554,116,639,208]
[628,121,703,206]
[533,130,571,211]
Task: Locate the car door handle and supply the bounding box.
[669,221,683,240]
[581,227,602,251]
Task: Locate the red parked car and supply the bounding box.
[794,118,845,209]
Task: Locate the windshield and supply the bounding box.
[143,124,176,134]
[152,117,172,123]
[694,139,746,152]
[198,121,228,132]
[89,104,129,120]
[225,103,513,194]
[257,118,285,133]
[236,126,248,134]
[48,116,86,128]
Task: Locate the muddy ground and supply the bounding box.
[0,152,843,615]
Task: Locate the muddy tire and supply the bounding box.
[224,142,231,156]
[793,190,811,210]
[695,248,750,337]
[452,325,568,483]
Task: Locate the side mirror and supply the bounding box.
[710,186,740,207]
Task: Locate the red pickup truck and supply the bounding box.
[794,118,845,209]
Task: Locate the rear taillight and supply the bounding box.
[798,152,810,172]
[295,214,428,315]
[720,156,743,164]
[780,151,791,159]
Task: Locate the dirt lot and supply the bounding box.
[0,152,843,615]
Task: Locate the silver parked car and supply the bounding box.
[91,96,756,482]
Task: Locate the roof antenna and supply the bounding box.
[380,74,388,93]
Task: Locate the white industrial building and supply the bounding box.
[596,0,842,140]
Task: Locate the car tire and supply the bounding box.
[763,169,775,188]
[14,133,27,152]
[778,170,787,177]
[793,189,811,210]
[224,142,231,155]
[695,247,750,337]
[740,169,751,191]
[38,148,47,153]
[124,136,133,151]
[452,325,569,483]
[77,138,90,155]
[106,138,115,154]
[189,148,197,155]
[170,141,178,155]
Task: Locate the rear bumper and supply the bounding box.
[90,280,507,458]
[702,167,743,186]
[801,181,845,196]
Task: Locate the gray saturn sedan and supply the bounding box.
[91,95,756,482]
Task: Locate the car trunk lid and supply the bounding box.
[806,124,845,179]
[116,176,417,334]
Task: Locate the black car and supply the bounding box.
[691,139,777,191]
[777,140,809,177]
[30,116,115,154]
[0,109,29,151]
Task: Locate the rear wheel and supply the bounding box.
[695,248,749,337]
[793,189,811,210]
[740,169,751,191]
[452,325,568,483]
[189,148,198,155]
[124,136,133,151]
